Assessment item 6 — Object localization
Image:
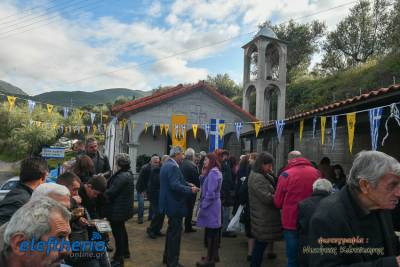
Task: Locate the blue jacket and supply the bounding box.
[159,158,193,217]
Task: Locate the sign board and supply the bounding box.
[41,147,65,159]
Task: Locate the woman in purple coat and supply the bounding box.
[196,153,223,267]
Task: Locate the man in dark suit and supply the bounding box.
[180,147,200,233]
[308,151,400,267]
[160,146,199,267]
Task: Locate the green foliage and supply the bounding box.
[113,95,131,106]
[287,52,400,116]
[321,0,390,71]
[206,73,242,99]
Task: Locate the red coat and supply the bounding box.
[273,158,320,230]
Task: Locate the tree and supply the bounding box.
[206,73,242,99]
[388,0,400,52]
[113,95,131,106]
[322,0,390,71]
[263,20,326,82]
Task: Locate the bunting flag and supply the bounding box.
[312,117,317,139]
[78,110,84,119]
[122,119,127,129]
[92,124,97,134]
[77,125,81,134]
[102,115,109,121]
[131,121,136,129]
[90,113,96,124]
[210,119,224,151]
[60,124,64,133]
[204,124,210,140]
[28,100,36,114]
[86,125,91,133]
[46,122,51,130]
[321,116,326,145]
[331,115,338,150]
[46,104,54,114]
[68,126,72,133]
[218,123,225,140]
[97,124,102,133]
[63,107,70,119]
[52,123,57,130]
[144,122,149,134]
[382,103,400,146]
[192,124,198,139]
[164,124,169,136]
[299,120,304,144]
[119,120,123,129]
[275,120,285,143]
[160,124,165,135]
[29,119,34,127]
[254,121,262,138]
[369,107,383,151]
[103,124,107,132]
[234,122,243,141]
[7,96,16,111]
[152,123,156,136]
[347,112,356,153]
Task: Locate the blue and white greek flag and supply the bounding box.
[209,119,224,151]
[63,107,70,119]
[331,115,338,150]
[312,117,317,138]
[275,120,285,143]
[90,113,96,124]
[369,107,383,151]
[204,124,210,140]
[234,122,243,141]
[28,100,36,114]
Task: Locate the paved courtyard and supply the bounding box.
[119,212,287,267]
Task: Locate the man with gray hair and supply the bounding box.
[160,146,199,267]
[180,148,200,233]
[298,178,332,267]
[0,197,71,267]
[308,151,400,267]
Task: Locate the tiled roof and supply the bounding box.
[260,84,400,129]
[112,81,257,121]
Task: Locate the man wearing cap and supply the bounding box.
[160,146,200,267]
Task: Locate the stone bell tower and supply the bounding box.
[242,25,287,123]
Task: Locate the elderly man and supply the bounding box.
[0,157,48,225]
[180,148,200,233]
[160,146,199,267]
[85,137,111,178]
[274,150,320,267]
[0,197,71,267]
[136,155,160,224]
[308,151,400,267]
[298,178,333,267]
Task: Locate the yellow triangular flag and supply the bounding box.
[164,124,169,136]
[52,123,57,130]
[78,110,84,119]
[119,120,124,129]
[7,96,16,111]
[122,119,127,129]
[103,124,107,132]
[144,122,149,133]
[102,115,109,121]
[132,122,136,129]
[47,104,54,114]
[321,116,326,145]
[160,124,164,135]
[218,123,225,140]
[347,112,356,153]
[93,124,97,134]
[192,124,198,139]
[299,120,304,144]
[81,126,85,133]
[254,121,262,137]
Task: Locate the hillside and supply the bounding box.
[286,52,400,116]
[34,88,148,106]
[0,80,28,96]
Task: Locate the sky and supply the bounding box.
[0,0,356,95]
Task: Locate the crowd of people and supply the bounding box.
[0,136,399,267]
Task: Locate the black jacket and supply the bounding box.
[147,166,161,201]
[0,182,33,225]
[221,160,234,207]
[297,190,330,267]
[136,163,151,193]
[104,169,135,222]
[180,159,200,187]
[308,185,399,267]
[88,151,111,177]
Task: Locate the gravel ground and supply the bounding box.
[118,213,287,267]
